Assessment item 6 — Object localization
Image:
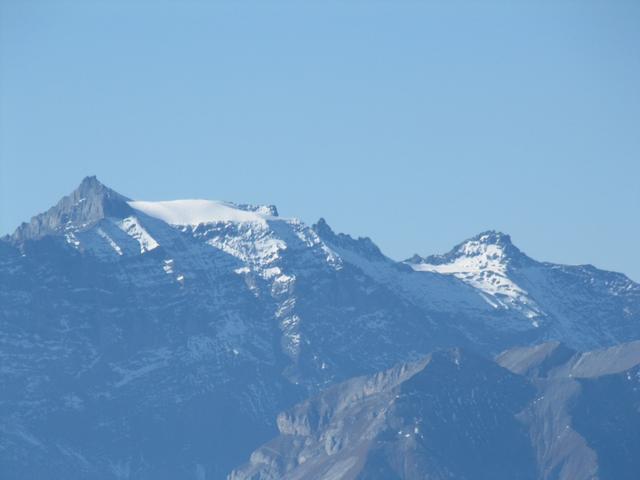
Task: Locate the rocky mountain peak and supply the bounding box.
[10,176,133,243]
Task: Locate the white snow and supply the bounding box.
[128,199,276,226]
[97,228,123,256]
[163,259,174,274]
[408,240,543,322]
[117,217,159,253]
[113,360,167,388]
[64,231,80,248]
[205,225,286,269]
[263,267,282,279]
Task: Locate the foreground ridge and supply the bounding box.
[231,342,640,480]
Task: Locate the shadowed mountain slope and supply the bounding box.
[232,342,640,480]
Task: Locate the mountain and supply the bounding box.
[406,231,640,347]
[1,177,639,479]
[11,176,134,243]
[230,341,640,480]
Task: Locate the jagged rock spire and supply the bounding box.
[11,176,132,242]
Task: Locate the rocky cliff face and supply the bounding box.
[231,342,640,480]
[1,177,639,479]
[10,176,134,243]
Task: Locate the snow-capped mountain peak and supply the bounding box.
[9,177,287,256]
[406,230,527,276]
[406,231,542,323]
[419,230,526,265]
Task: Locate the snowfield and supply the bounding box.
[128,199,279,226]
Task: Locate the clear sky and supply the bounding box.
[1,1,639,280]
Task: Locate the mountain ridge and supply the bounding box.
[231,341,640,480]
[1,177,639,479]
[6,177,638,284]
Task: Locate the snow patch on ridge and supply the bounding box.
[128,199,277,226]
[117,217,159,254]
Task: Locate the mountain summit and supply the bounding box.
[406,230,540,320]
[407,230,530,268]
[11,176,133,243]
[406,229,639,336]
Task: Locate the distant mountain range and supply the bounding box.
[1,177,638,479]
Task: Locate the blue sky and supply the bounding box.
[1,1,639,280]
